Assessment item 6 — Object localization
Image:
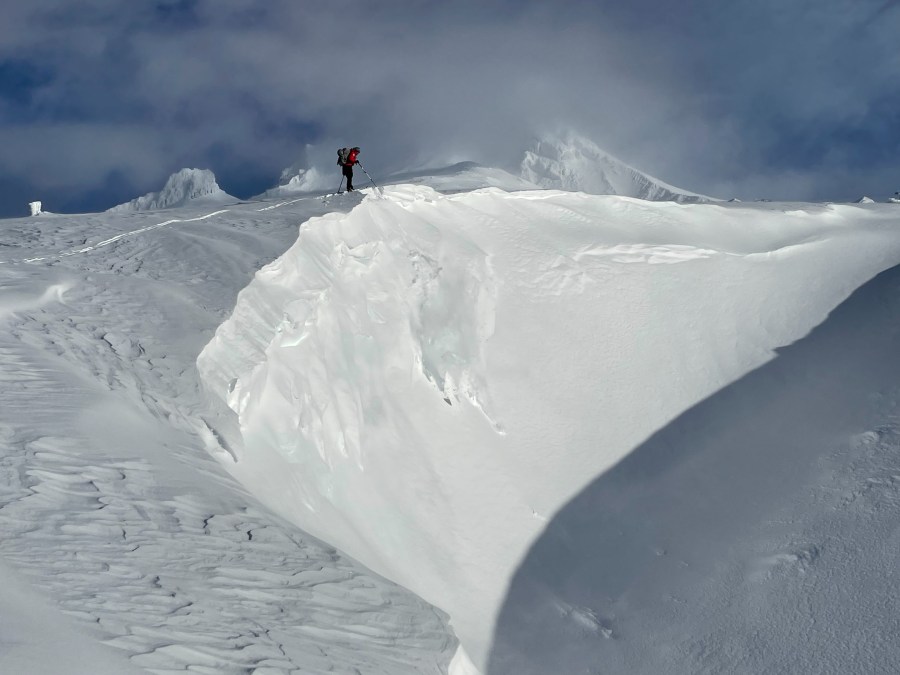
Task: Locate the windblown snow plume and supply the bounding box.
[259,145,332,197]
[261,166,330,197]
[199,185,900,673]
[108,168,234,212]
[521,133,713,202]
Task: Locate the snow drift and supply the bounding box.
[108,168,235,212]
[520,133,713,202]
[198,185,900,672]
[383,161,539,193]
[0,193,457,675]
[490,258,900,675]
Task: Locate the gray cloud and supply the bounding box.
[0,0,898,216]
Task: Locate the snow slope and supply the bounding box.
[490,250,900,674]
[0,193,454,674]
[382,161,539,193]
[198,185,900,672]
[108,168,236,212]
[521,133,714,202]
[3,167,899,674]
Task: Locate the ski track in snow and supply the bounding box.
[0,210,231,265]
[0,198,453,673]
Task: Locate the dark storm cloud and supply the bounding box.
[0,0,898,216]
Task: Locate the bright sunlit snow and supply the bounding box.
[519,133,714,202]
[1,150,899,674]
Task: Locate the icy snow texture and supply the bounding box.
[28,201,42,216]
[520,132,713,202]
[108,168,235,212]
[3,169,900,674]
[0,195,455,674]
[199,185,900,672]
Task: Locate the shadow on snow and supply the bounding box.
[488,263,900,674]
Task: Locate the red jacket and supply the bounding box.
[346,148,359,165]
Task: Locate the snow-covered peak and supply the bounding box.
[520,132,713,202]
[108,168,235,212]
[856,196,876,204]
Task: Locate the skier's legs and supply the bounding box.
[342,165,354,191]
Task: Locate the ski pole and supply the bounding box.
[357,162,379,189]
[336,175,345,194]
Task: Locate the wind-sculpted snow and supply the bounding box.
[521,133,713,202]
[489,263,900,674]
[198,185,900,672]
[108,168,235,212]
[0,194,454,674]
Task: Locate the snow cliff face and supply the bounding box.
[520,133,712,202]
[109,168,234,212]
[198,185,900,673]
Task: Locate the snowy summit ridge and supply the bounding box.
[520,132,713,202]
[108,168,235,212]
[261,133,712,202]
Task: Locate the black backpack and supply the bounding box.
[337,147,350,165]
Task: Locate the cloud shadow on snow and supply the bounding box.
[488,262,900,674]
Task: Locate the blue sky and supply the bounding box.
[1,0,898,216]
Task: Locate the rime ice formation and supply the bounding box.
[520,133,713,202]
[108,168,235,212]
